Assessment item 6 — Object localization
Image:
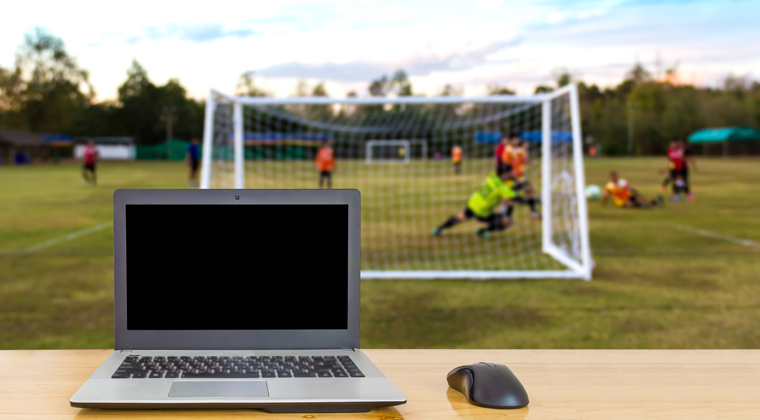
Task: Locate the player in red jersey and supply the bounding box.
[661,139,696,201]
[677,139,696,201]
[494,132,514,171]
[661,139,682,197]
[501,135,540,220]
[81,139,99,186]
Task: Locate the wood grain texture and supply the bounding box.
[0,349,759,420]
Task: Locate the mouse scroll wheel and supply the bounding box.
[483,362,495,367]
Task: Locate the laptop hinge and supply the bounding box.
[120,350,133,353]
[352,348,358,352]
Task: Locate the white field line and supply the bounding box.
[660,222,760,248]
[26,222,111,252]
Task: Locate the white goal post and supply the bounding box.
[201,84,592,280]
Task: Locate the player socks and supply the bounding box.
[527,198,537,213]
[438,217,459,231]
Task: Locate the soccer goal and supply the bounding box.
[201,84,592,280]
[365,140,428,164]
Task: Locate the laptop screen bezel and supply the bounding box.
[113,189,361,350]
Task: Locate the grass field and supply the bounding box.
[1,157,759,349]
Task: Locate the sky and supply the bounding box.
[1,0,758,101]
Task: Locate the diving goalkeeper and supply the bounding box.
[433,164,516,239]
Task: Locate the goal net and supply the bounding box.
[201,84,592,280]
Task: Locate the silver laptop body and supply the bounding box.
[70,189,406,412]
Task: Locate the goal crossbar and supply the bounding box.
[211,90,549,106]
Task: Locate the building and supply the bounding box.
[0,129,47,165]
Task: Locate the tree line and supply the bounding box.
[0,28,204,144]
[1,28,759,155]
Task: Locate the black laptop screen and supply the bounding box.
[125,204,349,330]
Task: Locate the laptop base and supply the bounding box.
[71,401,399,413]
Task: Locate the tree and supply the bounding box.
[235,72,268,97]
[0,64,24,127]
[439,84,463,96]
[312,82,328,97]
[294,80,310,97]
[368,69,413,97]
[487,84,515,95]
[14,27,93,132]
[114,60,204,145]
[369,75,389,97]
[117,60,160,144]
[555,72,573,88]
[390,70,412,96]
[626,62,652,84]
[118,59,152,101]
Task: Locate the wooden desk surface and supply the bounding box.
[1,349,759,420]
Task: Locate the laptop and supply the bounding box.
[70,189,407,412]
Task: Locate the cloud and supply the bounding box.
[127,23,255,44]
[546,11,565,24]
[256,39,520,82]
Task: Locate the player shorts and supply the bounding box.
[676,167,689,182]
[319,170,332,178]
[496,161,513,173]
[513,177,528,191]
[190,160,199,172]
[463,207,503,229]
[83,163,95,172]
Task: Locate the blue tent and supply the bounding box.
[474,131,573,143]
[688,127,760,143]
[520,131,573,143]
[688,127,760,158]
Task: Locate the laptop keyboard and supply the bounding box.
[111,355,364,379]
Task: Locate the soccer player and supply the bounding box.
[502,135,540,220]
[186,138,200,187]
[316,140,335,189]
[661,139,680,196]
[433,164,516,239]
[602,171,662,208]
[81,139,99,186]
[677,138,696,201]
[494,132,511,171]
[452,144,463,175]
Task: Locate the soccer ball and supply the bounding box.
[585,184,601,200]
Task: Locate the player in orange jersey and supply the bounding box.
[315,140,336,189]
[501,134,540,220]
[602,171,662,208]
[452,144,463,175]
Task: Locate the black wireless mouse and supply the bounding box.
[447,362,529,409]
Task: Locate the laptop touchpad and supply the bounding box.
[168,381,269,398]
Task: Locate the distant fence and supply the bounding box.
[136,139,196,161]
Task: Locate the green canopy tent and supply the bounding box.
[688,127,760,158]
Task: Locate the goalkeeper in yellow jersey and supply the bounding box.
[433,164,517,239]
